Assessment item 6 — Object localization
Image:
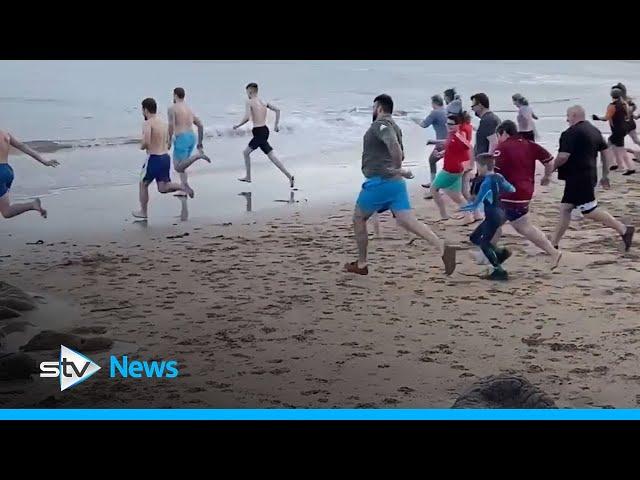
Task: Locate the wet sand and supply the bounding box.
[2,159,640,408]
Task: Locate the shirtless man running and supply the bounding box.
[233,83,294,188]
[132,98,187,219]
[0,130,58,219]
[167,87,210,198]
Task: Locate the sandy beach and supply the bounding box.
[2,163,640,409]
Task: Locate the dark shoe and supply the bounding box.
[481,269,509,281]
[344,261,368,275]
[622,226,635,252]
[496,247,512,265]
[610,165,619,171]
[622,170,636,176]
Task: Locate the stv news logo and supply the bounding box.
[40,345,179,391]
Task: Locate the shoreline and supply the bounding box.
[2,165,640,408]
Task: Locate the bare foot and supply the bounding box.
[238,178,252,183]
[33,198,47,219]
[551,250,562,271]
[132,210,148,219]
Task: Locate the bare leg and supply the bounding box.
[394,210,445,255]
[370,212,381,237]
[431,187,449,220]
[157,181,188,196]
[239,147,253,183]
[511,214,562,267]
[353,207,372,267]
[583,207,626,235]
[174,152,211,173]
[428,149,439,182]
[266,151,294,187]
[0,194,45,219]
[133,182,150,219]
[615,146,634,171]
[461,170,473,202]
[629,129,640,147]
[395,210,457,274]
[551,203,573,247]
[445,190,474,223]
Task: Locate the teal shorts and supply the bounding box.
[431,170,462,192]
[173,131,196,162]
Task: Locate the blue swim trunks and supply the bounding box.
[356,176,411,214]
[141,154,171,184]
[0,164,14,198]
[173,131,197,162]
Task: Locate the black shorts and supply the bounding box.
[248,126,273,154]
[561,177,598,213]
[503,203,530,222]
[626,119,637,133]
[609,128,626,147]
[518,131,535,141]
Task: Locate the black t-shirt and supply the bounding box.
[474,111,501,156]
[557,121,607,183]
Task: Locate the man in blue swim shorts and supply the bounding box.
[344,94,457,276]
[168,87,211,198]
[0,129,59,220]
[132,98,188,220]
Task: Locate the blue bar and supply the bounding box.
[0,409,638,420]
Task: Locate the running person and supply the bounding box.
[0,130,58,219]
[469,93,501,215]
[444,88,463,118]
[412,94,448,191]
[167,87,210,198]
[550,105,634,252]
[459,154,515,281]
[429,113,475,224]
[493,120,562,269]
[132,98,187,219]
[344,94,457,276]
[512,93,538,141]
[592,87,635,174]
[612,82,640,149]
[233,83,294,188]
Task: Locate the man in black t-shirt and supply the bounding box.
[548,105,634,252]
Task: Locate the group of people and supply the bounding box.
[345,86,636,280]
[1,79,637,282]
[0,82,295,221]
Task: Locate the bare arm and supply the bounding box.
[167,107,175,146]
[9,135,58,167]
[553,152,570,169]
[487,133,499,154]
[233,101,251,129]
[600,149,611,189]
[267,102,281,132]
[193,115,204,149]
[141,123,151,151]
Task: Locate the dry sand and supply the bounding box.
[2,170,640,409]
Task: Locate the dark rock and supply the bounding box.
[0,353,38,380]
[70,326,108,335]
[21,330,113,352]
[0,282,36,312]
[0,306,21,320]
[452,374,557,409]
